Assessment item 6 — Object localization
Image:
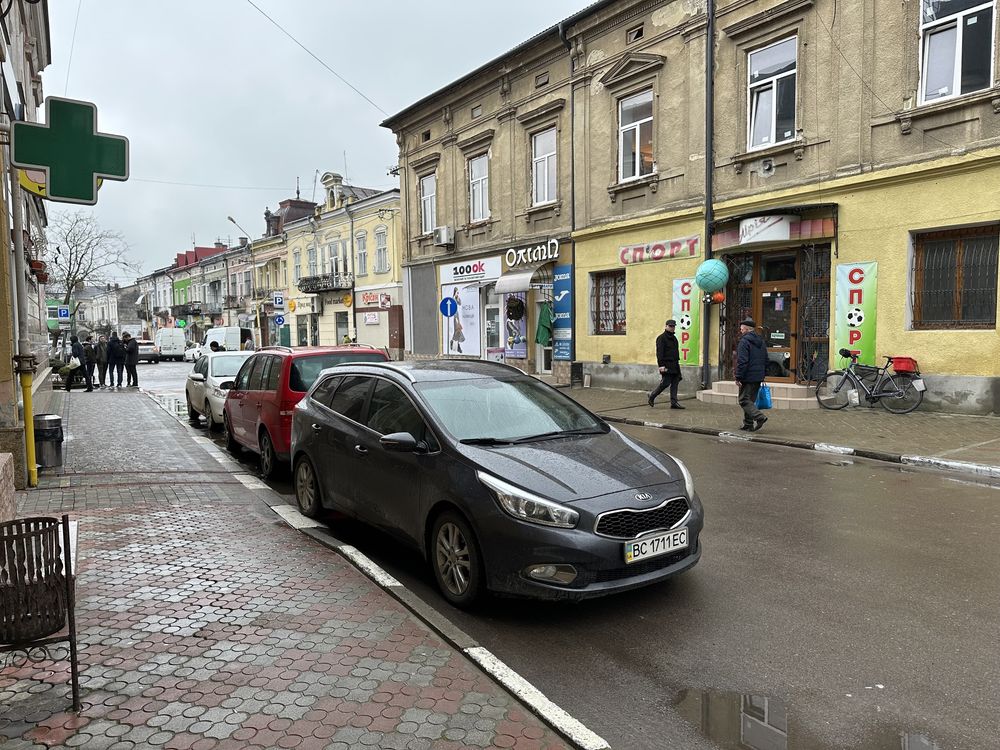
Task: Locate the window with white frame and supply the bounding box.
[307,246,317,276]
[333,242,349,276]
[356,232,368,276]
[375,228,389,273]
[292,252,301,283]
[243,271,251,296]
[419,173,436,234]
[532,128,557,205]
[469,154,490,222]
[748,37,797,150]
[920,0,994,103]
[618,90,654,182]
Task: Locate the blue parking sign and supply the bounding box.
[57,305,70,319]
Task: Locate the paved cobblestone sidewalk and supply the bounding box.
[1,391,571,750]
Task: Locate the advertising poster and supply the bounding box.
[671,278,700,366]
[835,261,878,364]
[552,264,572,361]
[441,283,481,357]
[504,293,528,359]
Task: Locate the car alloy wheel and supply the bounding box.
[205,401,221,431]
[224,414,240,455]
[431,512,482,607]
[294,457,321,518]
[259,430,277,479]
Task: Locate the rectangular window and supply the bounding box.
[618,90,654,182]
[46,306,58,319]
[375,229,389,274]
[920,0,994,103]
[748,37,797,149]
[626,24,644,44]
[420,173,436,234]
[913,224,998,328]
[469,154,490,222]
[591,270,627,334]
[356,232,368,276]
[471,104,482,118]
[535,71,549,88]
[307,247,317,276]
[532,128,558,205]
[292,252,301,283]
[243,271,251,296]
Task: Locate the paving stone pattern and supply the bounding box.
[3,391,570,750]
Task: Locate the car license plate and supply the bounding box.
[912,378,926,392]
[624,528,688,564]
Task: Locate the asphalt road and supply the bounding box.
[144,361,1000,750]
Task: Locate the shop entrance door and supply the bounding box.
[483,304,503,361]
[756,283,796,381]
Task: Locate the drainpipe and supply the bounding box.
[345,202,356,340]
[701,0,716,389]
[559,21,578,365]
[8,156,37,487]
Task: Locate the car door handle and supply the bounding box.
[311,423,322,432]
[354,444,368,456]
[255,402,262,408]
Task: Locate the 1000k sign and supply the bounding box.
[624,528,688,564]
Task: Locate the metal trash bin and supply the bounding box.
[33,413,64,468]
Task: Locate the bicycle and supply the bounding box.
[814,349,926,413]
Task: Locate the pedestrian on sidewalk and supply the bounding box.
[96,334,109,388]
[83,335,97,391]
[735,318,769,432]
[123,332,140,388]
[108,332,125,389]
[648,319,684,409]
[65,335,93,392]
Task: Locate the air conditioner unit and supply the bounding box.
[433,226,455,248]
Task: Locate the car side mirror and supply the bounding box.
[219,380,235,391]
[189,372,206,382]
[380,432,418,452]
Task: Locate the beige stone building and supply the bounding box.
[386,0,1000,414]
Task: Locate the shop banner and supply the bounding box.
[441,283,481,357]
[552,264,572,361]
[504,293,528,359]
[834,261,878,365]
[672,278,700,366]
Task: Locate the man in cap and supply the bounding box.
[735,318,769,431]
[648,319,684,409]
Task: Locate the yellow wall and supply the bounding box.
[574,149,1000,377]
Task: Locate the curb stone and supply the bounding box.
[601,415,1000,479]
[148,393,612,750]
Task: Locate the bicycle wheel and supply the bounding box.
[815,371,852,410]
[879,373,924,414]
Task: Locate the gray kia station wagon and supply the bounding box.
[290,359,703,606]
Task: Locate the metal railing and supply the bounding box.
[298,273,354,294]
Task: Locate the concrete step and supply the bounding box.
[697,388,819,409]
[711,380,814,399]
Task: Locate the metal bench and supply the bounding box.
[0,515,80,711]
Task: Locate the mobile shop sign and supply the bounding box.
[671,278,700,366]
[505,238,560,268]
[439,256,502,284]
[360,291,392,309]
[619,236,699,266]
[835,261,878,365]
[552,264,572,361]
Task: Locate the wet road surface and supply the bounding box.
[146,361,1000,749]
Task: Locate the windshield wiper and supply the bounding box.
[459,437,514,446]
[511,427,606,444]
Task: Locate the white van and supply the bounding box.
[202,326,252,353]
[154,328,187,361]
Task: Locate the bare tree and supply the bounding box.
[43,211,141,341]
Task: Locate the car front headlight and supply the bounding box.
[477,471,579,529]
[674,456,695,498]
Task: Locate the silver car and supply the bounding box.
[185,351,251,430]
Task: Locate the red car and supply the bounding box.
[223,345,389,477]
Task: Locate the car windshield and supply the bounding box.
[211,355,250,378]
[414,377,606,442]
[289,352,388,392]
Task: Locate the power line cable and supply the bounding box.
[244,0,388,116]
[131,176,293,191]
[63,0,83,96]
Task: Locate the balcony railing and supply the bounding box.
[223,295,242,310]
[297,273,353,294]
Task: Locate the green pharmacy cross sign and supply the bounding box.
[12,97,129,205]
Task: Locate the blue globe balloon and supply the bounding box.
[695,258,729,293]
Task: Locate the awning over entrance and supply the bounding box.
[494,262,552,294]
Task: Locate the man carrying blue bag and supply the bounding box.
[735,318,769,432]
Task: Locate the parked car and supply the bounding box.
[183,342,202,362]
[154,328,186,362]
[223,345,390,478]
[136,339,158,363]
[185,351,252,430]
[290,359,703,606]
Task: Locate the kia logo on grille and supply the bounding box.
[634,492,653,502]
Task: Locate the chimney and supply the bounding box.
[214,241,225,249]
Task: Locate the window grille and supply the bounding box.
[913,224,998,328]
[591,270,626,334]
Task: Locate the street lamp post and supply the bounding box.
[227,216,260,348]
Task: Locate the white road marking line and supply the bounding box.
[814,443,855,455]
[935,435,1000,457]
[234,474,268,490]
[270,504,322,529]
[464,646,611,750]
[339,545,402,588]
[901,455,1000,479]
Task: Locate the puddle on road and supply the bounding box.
[674,689,940,750]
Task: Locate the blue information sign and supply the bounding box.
[552,264,572,361]
[274,314,285,326]
[439,297,458,317]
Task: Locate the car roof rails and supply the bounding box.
[340,360,415,381]
[259,345,294,353]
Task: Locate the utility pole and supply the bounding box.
[701,0,716,389]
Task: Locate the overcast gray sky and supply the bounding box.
[41,1,584,279]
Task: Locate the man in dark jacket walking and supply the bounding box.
[83,335,97,390]
[122,332,140,388]
[735,318,769,431]
[66,335,93,392]
[108,332,125,389]
[95,335,109,388]
[648,319,684,409]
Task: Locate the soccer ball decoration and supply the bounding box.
[846,308,865,327]
[678,313,693,330]
[694,258,729,293]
